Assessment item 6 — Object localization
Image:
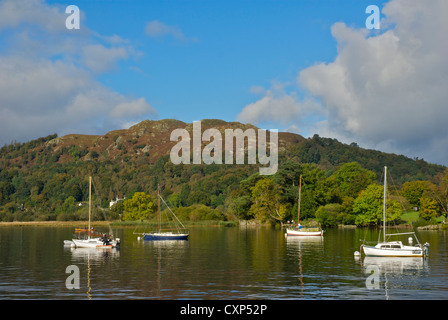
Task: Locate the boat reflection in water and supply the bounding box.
[64,246,120,300]
[285,234,324,298]
[362,256,430,299]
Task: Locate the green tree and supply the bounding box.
[401,180,436,207]
[167,193,182,208]
[316,203,341,228]
[330,162,376,200]
[419,197,439,221]
[90,150,99,159]
[338,196,355,225]
[122,192,156,221]
[435,169,448,219]
[69,184,83,202]
[68,146,82,160]
[353,184,402,226]
[63,196,76,213]
[227,194,252,220]
[249,178,288,223]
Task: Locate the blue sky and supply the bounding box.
[1,0,448,166]
[57,0,367,123]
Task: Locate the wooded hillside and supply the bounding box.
[0,119,446,226]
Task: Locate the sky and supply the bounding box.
[0,0,447,166]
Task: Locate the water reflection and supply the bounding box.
[285,235,324,245]
[363,256,427,273]
[64,246,120,299]
[67,247,120,261]
[361,256,430,299]
[0,226,445,299]
[142,239,190,248]
[284,235,325,298]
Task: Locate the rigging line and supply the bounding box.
[91,177,114,236]
[377,168,386,243]
[388,171,408,211]
[430,188,448,216]
[386,169,408,236]
[160,201,177,232]
[159,194,187,230]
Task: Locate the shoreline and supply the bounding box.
[0,220,445,230]
[0,221,113,227]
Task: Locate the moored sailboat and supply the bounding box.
[139,185,189,241]
[67,176,120,249]
[361,166,429,257]
[286,174,323,237]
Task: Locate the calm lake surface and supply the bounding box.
[0,225,447,299]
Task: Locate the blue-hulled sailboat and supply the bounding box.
[141,185,189,241]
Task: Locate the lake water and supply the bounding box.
[0,225,447,300]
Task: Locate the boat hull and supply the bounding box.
[72,238,119,248]
[285,228,323,236]
[362,244,423,257]
[143,232,189,241]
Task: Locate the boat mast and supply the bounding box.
[383,166,387,243]
[158,184,161,233]
[88,176,92,240]
[298,174,302,224]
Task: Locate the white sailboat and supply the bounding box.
[361,166,429,257]
[70,176,120,249]
[286,174,323,237]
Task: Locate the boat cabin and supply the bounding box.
[378,241,403,249]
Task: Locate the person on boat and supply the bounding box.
[297,223,302,229]
[102,233,110,245]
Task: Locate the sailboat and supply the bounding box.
[286,175,323,237]
[140,185,189,241]
[70,177,120,249]
[361,166,429,257]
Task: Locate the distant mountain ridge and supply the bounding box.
[1,118,445,182]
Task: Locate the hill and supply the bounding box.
[0,119,446,223]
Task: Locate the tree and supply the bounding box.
[316,203,341,228]
[353,184,402,226]
[69,184,83,202]
[68,146,82,160]
[330,162,376,199]
[90,150,99,159]
[167,193,182,208]
[63,196,76,213]
[122,192,156,221]
[249,178,288,223]
[188,190,211,206]
[435,169,448,219]
[230,195,252,219]
[419,197,439,221]
[401,180,436,208]
[338,196,355,225]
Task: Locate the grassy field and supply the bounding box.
[400,210,420,224]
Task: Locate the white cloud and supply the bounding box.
[0,0,157,145]
[81,44,129,74]
[237,82,324,136]
[238,0,448,165]
[110,97,156,119]
[145,19,197,42]
[0,0,64,32]
[297,0,448,165]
